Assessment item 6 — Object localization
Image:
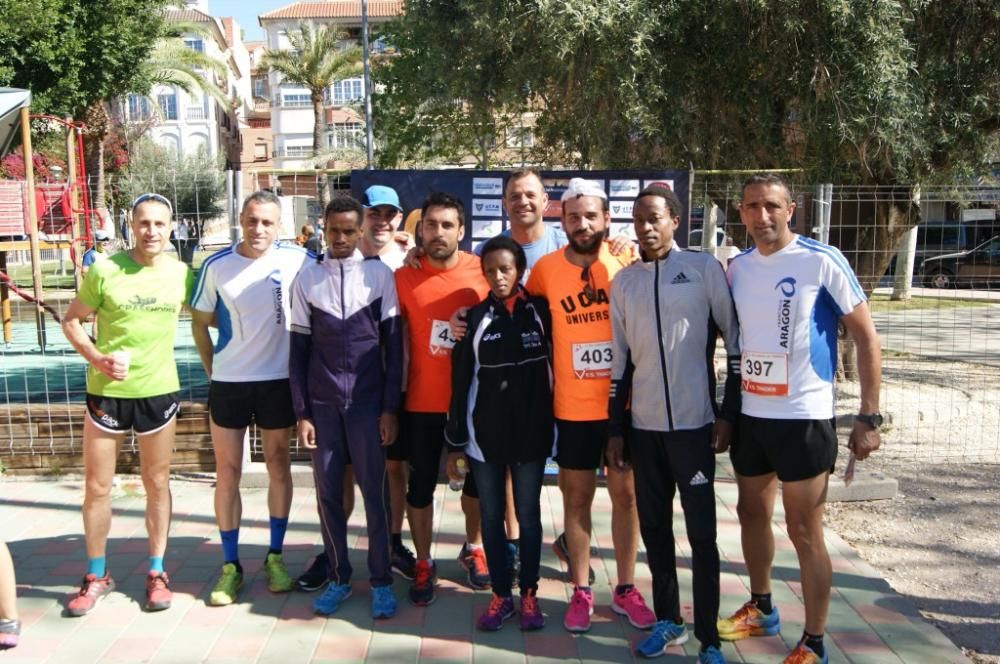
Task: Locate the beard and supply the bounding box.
[567,228,606,255]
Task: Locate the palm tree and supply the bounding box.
[261,23,363,207]
[88,19,231,227]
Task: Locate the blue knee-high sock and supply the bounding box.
[149,556,164,574]
[220,528,240,564]
[269,516,288,555]
[87,556,106,577]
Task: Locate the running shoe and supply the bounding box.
[783,639,828,664]
[519,588,545,631]
[371,585,397,619]
[552,533,595,585]
[457,544,491,590]
[408,559,437,606]
[563,586,594,633]
[66,572,116,616]
[477,594,515,631]
[717,600,781,641]
[295,553,329,592]
[391,542,417,580]
[208,563,243,606]
[313,582,352,615]
[698,644,727,663]
[264,552,294,593]
[0,619,20,650]
[635,619,689,658]
[611,586,657,629]
[144,571,172,611]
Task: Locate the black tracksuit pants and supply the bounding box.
[630,425,721,647]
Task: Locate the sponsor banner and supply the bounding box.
[472,177,504,196]
[609,200,634,219]
[472,198,502,217]
[609,222,635,240]
[643,179,675,191]
[609,179,640,197]
[472,218,502,238]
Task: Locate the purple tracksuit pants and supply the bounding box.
[311,406,392,587]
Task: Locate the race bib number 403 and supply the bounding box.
[572,341,612,379]
[429,319,457,355]
[741,351,788,396]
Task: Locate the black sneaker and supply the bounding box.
[295,552,329,592]
[552,532,595,585]
[391,542,417,580]
[408,559,437,606]
[457,543,491,590]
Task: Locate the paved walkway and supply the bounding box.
[0,461,964,663]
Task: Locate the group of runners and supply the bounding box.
[41,169,881,664]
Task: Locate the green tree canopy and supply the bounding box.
[0,0,172,118]
[120,138,225,225]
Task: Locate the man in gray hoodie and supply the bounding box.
[607,185,740,663]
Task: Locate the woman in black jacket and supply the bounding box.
[445,236,554,632]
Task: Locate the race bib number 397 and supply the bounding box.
[429,319,457,355]
[572,341,612,379]
[741,351,788,396]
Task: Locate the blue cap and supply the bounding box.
[362,185,402,211]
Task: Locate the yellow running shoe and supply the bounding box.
[264,552,294,593]
[717,600,781,641]
[209,563,243,606]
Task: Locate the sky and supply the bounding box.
[205,0,281,43]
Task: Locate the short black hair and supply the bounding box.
[324,195,364,225]
[741,173,793,203]
[480,235,527,279]
[635,185,682,218]
[421,192,465,226]
[504,168,544,196]
[241,190,281,214]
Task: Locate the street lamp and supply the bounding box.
[361,0,374,169]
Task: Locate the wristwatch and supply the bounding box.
[855,412,883,429]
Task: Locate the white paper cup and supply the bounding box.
[111,351,130,378]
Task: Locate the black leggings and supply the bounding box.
[403,411,478,509]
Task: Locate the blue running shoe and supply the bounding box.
[371,585,396,619]
[698,644,727,664]
[313,583,352,615]
[636,620,689,658]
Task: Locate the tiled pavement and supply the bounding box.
[0,460,965,663]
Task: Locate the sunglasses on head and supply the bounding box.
[131,192,173,214]
[580,264,597,301]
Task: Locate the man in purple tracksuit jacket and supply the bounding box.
[289,196,403,619]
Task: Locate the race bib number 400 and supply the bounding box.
[572,341,612,379]
[429,319,457,355]
[741,351,788,396]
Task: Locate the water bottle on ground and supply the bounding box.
[449,457,467,491]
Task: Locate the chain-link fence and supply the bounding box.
[691,172,1000,464]
[2,169,998,472]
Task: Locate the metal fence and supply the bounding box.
[690,172,1000,464]
[1,170,998,470]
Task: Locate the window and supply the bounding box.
[284,145,312,157]
[127,95,151,121]
[330,78,363,106]
[253,77,266,98]
[183,38,204,53]
[254,142,268,160]
[327,122,363,149]
[157,93,178,121]
[282,94,311,107]
[505,126,534,149]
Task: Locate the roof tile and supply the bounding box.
[260,1,404,20]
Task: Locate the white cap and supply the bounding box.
[560,178,607,202]
[95,229,110,241]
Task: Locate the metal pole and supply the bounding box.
[813,184,825,241]
[21,106,47,349]
[226,169,239,245]
[822,183,833,245]
[361,0,374,169]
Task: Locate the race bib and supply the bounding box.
[741,351,788,396]
[572,341,612,379]
[429,319,457,355]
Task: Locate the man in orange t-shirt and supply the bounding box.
[394,192,490,606]
[525,178,654,634]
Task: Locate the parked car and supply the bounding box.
[921,235,1000,288]
[687,228,729,250]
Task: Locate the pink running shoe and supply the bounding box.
[563,586,594,632]
[611,586,657,629]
